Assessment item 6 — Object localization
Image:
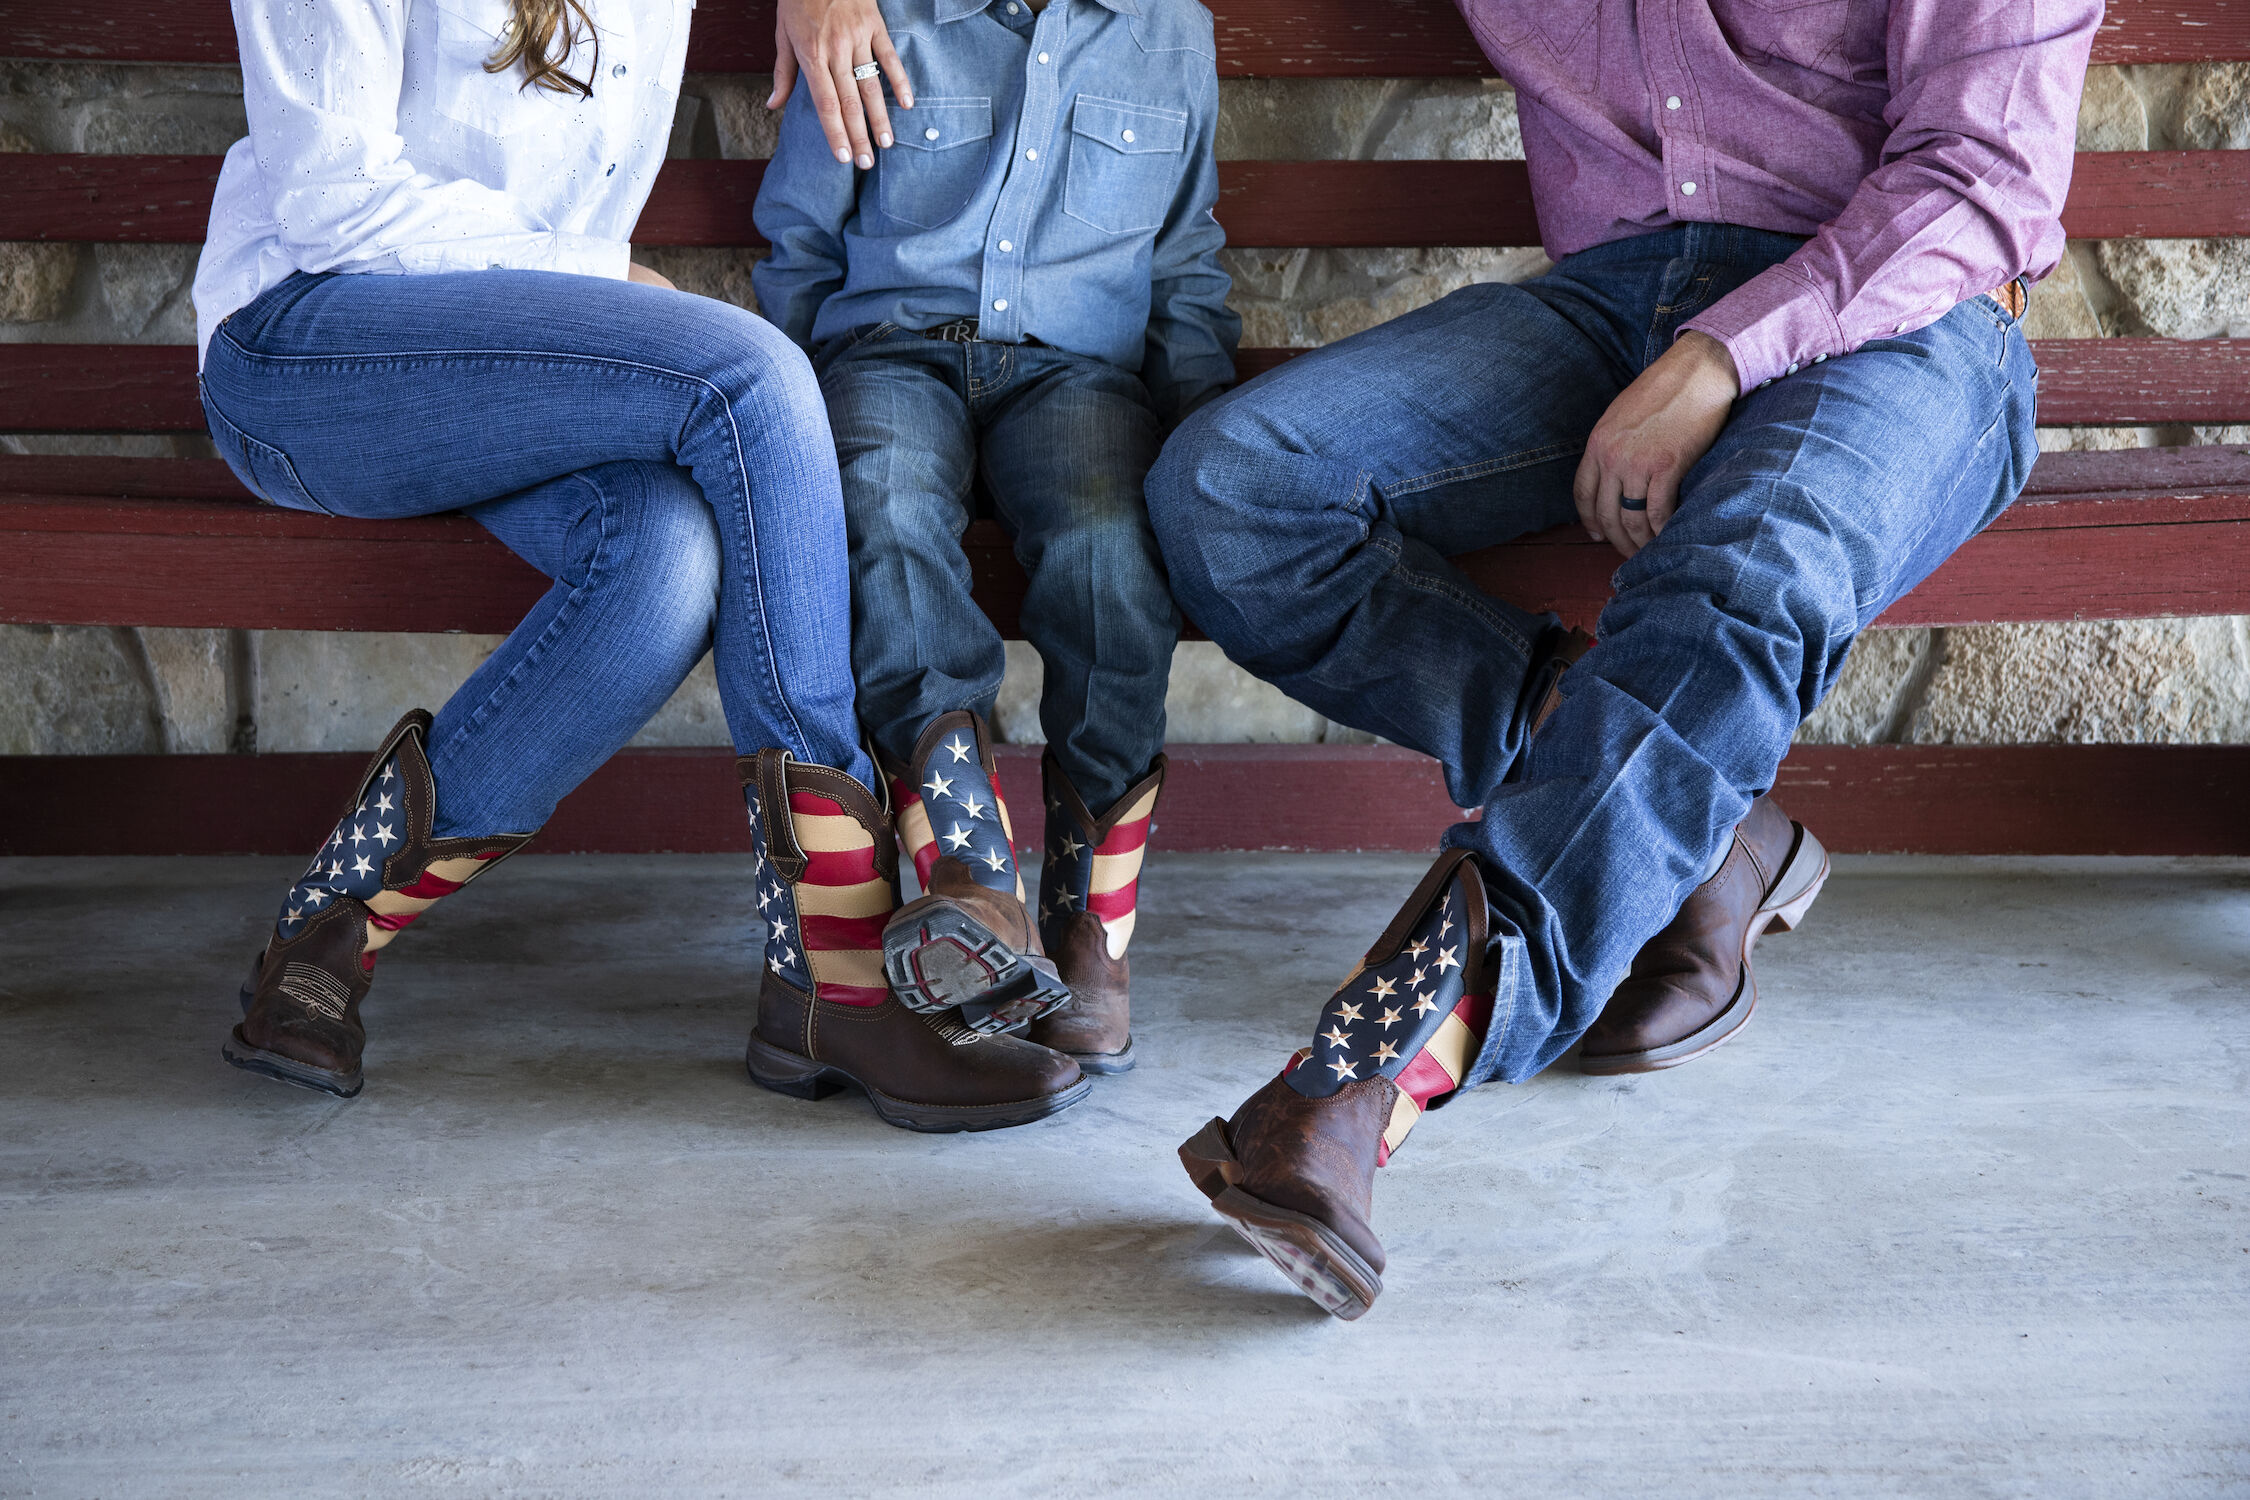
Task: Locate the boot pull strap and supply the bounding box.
[754,750,808,882]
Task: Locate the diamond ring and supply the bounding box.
[852,61,881,81]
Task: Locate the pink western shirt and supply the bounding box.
[1455,0,2102,387]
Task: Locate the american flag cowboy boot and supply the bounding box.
[223,710,534,1098]
[1179,849,1499,1319]
[881,710,1070,1036]
[1024,750,1164,1073]
[741,749,1090,1132]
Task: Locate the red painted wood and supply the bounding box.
[0,455,253,500]
[4,743,2244,857]
[7,479,2250,633]
[10,340,2250,435]
[11,153,2249,247]
[11,0,2246,71]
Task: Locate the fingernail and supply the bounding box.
[835,147,852,163]
[879,132,892,147]
[856,153,873,169]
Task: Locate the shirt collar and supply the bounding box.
[935,0,1140,20]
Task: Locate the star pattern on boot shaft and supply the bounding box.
[911,727,1017,893]
[276,748,407,939]
[1290,887,1481,1100]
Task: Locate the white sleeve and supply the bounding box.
[233,0,631,280]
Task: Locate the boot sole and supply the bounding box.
[221,1028,363,1099]
[1579,823,1831,1075]
[1065,1036,1136,1075]
[1178,1118,1381,1321]
[744,1033,1090,1133]
[883,898,1072,1035]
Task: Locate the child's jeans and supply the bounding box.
[817,326,1179,815]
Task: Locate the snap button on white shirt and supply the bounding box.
[1680,180,1697,195]
[612,63,628,78]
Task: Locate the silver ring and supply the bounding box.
[1619,495,1649,512]
[851,61,881,81]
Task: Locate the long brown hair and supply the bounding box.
[487,0,601,100]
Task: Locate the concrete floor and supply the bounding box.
[1,853,2245,1498]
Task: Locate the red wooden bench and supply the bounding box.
[5,0,2249,856]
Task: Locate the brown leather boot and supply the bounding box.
[223,710,534,1097]
[1024,750,1164,1073]
[739,749,1090,1132]
[1180,849,1501,1319]
[1577,794,1829,1074]
[881,711,1069,1035]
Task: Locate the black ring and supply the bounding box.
[1619,495,1649,512]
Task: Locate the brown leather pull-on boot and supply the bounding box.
[1180,849,1500,1319]
[880,710,1070,1035]
[739,750,1090,1132]
[1577,794,1828,1074]
[223,710,535,1097]
[1024,750,1164,1074]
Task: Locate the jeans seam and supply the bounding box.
[216,340,821,762]
[1371,532,1536,656]
[1384,440,1578,498]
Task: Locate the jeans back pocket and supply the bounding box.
[201,388,331,515]
[1064,95,1188,235]
[877,98,994,230]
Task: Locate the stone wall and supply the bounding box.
[3,57,2246,755]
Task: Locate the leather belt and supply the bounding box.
[1990,278,2027,319]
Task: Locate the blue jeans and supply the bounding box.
[1147,224,2039,1085]
[200,270,873,837]
[817,328,1179,814]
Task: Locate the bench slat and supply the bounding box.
[6,152,2246,246]
[7,476,2248,634]
[10,0,2246,71]
[2,741,2245,857]
[10,341,2243,433]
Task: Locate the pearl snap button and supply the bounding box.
[998,240,1013,252]
[993,299,1008,312]
[1025,148,1037,160]
[1666,96,1681,110]
[1680,180,1697,195]
[1122,129,1135,142]
[925,127,940,140]
[1038,52,1050,63]
[612,62,627,78]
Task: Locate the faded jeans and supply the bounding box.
[1146,224,2039,1085]
[200,269,873,836]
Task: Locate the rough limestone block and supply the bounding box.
[628,653,732,746]
[252,631,503,752]
[0,122,77,324]
[631,246,764,314]
[2075,67,2147,150]
[2096,238,2250,340]
[1794,628,1930,745]
[2177,60,2250,150]
[95,243,201,342]
[686,74,782,160]
[1913,617,2250,744]
[136,627,234,753]
[0,625,161,754]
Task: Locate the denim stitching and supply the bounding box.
[1369,532,1536,656]
[1385,440,1579,498]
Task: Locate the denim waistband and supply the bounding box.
[1562,222,1812,275]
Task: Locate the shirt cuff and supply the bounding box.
[548,233,633,282]
[1677,262,1849,390]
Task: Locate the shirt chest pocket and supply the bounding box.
[877,98,994,230]
[1064,95,1188,236]
[423,0,584,139]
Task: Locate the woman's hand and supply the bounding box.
[627,262,677,291]
[1573,330,1741,559]
[768,0,914,171]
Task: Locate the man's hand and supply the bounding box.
[769,0,913,171]
[627,262,677,291]
[1573,330,1741,559]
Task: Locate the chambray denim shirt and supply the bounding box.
[752,0,1238,425]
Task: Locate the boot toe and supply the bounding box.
[1581,977,1721,1059]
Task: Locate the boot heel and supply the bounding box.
[1178,1117,1239,1201]
[744,1035,849,1101]
[1762,824,1831,934]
